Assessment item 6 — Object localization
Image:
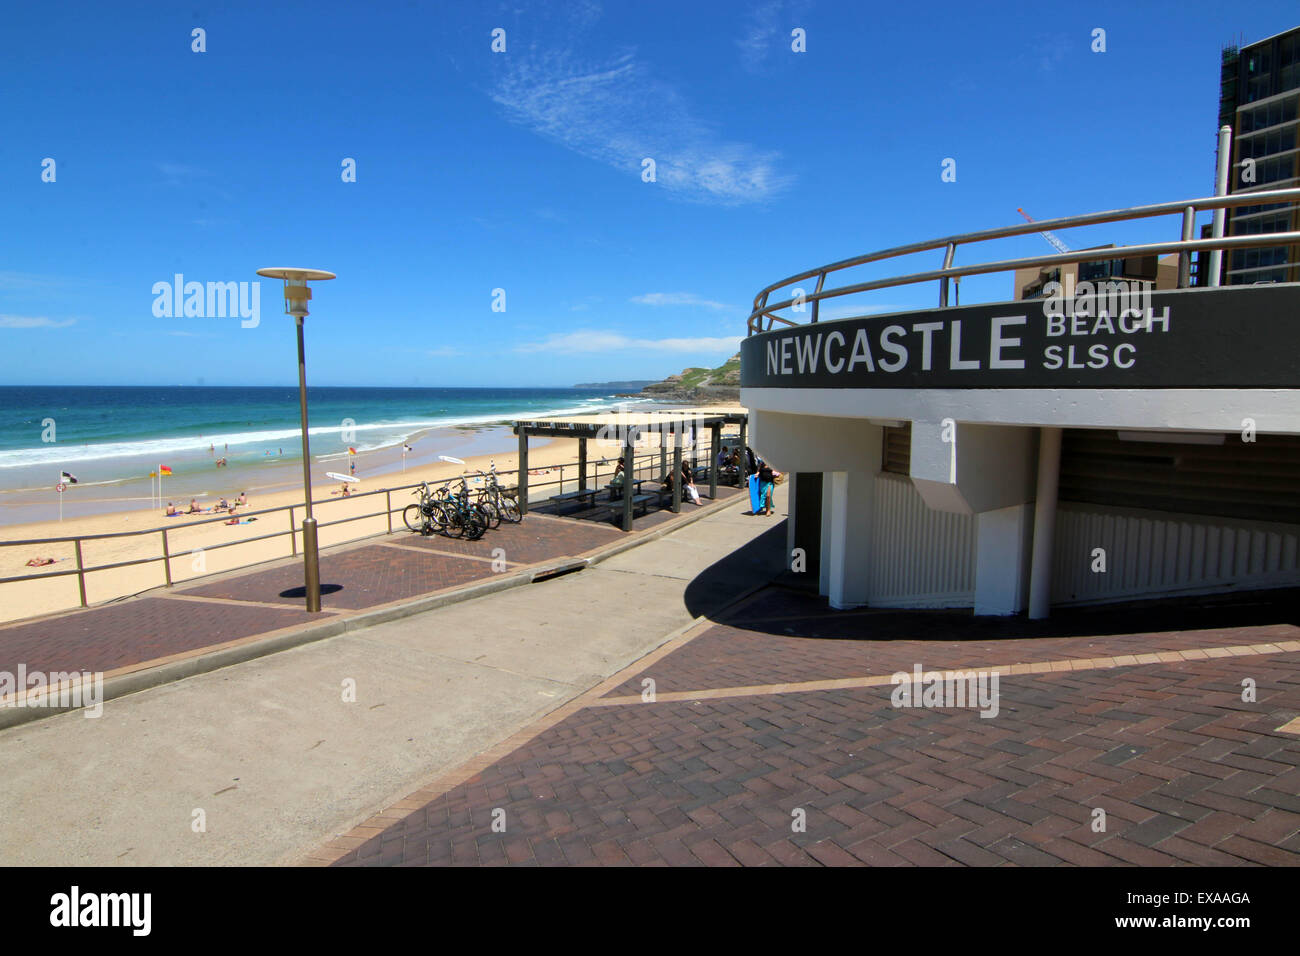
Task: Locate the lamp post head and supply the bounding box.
[256,267,336,319]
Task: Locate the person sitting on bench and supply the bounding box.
[680,460,702,506]
[609,457,626,499]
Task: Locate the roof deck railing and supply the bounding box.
[747,187,1300,335]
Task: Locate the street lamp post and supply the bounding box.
[256,267,336,612]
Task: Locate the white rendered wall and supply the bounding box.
[974,504,1034,615]
[1051,504,1300,605]
[826,471,874,609]
[866,474,976,607]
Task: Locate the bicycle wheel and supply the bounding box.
[464,507,488,540]
[426,501,452,536]
[439,501,466,538]
[498,493,521,523]
[478,497,502,530]
[403,503,427,534]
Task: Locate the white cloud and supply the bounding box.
[0,314,75,328]
[490,25,791,205]
[515,331,740,355]
[737,1,786,70]
[631,292,733,311]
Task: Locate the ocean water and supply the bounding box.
[0,386,650,519]
[0,386,638,470]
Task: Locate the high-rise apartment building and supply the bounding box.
[1218,26,1300,284]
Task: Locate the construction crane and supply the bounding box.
[1017,208,1071,254]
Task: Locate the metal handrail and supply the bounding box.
[747,187,1300,334]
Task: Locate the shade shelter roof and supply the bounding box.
[513,406,746,439]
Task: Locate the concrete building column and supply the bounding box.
[1028,427,1063,619]
[825,470,873,610]
[819,472,833,598]
[974,504,1034,615]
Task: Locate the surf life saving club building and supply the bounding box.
[741,189,1300,617]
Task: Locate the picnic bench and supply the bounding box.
[601,493,655,521]
[605,478,645,500]
[549,487,601,512]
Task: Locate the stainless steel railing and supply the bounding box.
[747,187,1300,334]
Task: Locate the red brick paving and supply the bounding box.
[0,597,316,675]
[319,585,1300,867]
[329,646,1300,867]
[0,501,725,681]
[601,589,1300,697]
[391,513,621,563]
[178,544,501,610]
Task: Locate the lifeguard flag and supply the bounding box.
[159,465,173,475]
[61,471,79,483]
[348,447,357,455]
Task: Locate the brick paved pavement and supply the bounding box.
[0,597,317,676]
[177,544,502,610]
[601,593,1300,698]
[317,585,1300,866]
[392,513,621,563]
[0,494,740,689]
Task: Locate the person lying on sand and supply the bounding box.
[25,557,56,567]
[225,508,240,525]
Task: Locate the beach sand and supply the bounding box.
[0,423,733,625]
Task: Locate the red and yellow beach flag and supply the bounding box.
[348,447,357,455]
[159,465,173,475]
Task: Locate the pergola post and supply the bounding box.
[672,427,683,514]
[622,428,636,532]
[660,428,667,483]
[517,429,529,516]
[709,422,720,498]
[578,437,588,492]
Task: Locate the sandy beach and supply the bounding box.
[0,418,737,625]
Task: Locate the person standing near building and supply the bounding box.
[758,460,775,516]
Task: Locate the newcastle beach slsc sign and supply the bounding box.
[740,285,1300,390]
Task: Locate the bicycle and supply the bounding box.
[445,476,488,540]
[483,462,521,523]
[403,482,448,535]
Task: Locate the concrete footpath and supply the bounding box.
[0,487,786,865]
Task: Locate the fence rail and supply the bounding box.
[747,187,1300,334]
[0,435,724,613]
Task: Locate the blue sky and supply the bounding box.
[2,0,1296,387]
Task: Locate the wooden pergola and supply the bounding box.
[512,408,750,531]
